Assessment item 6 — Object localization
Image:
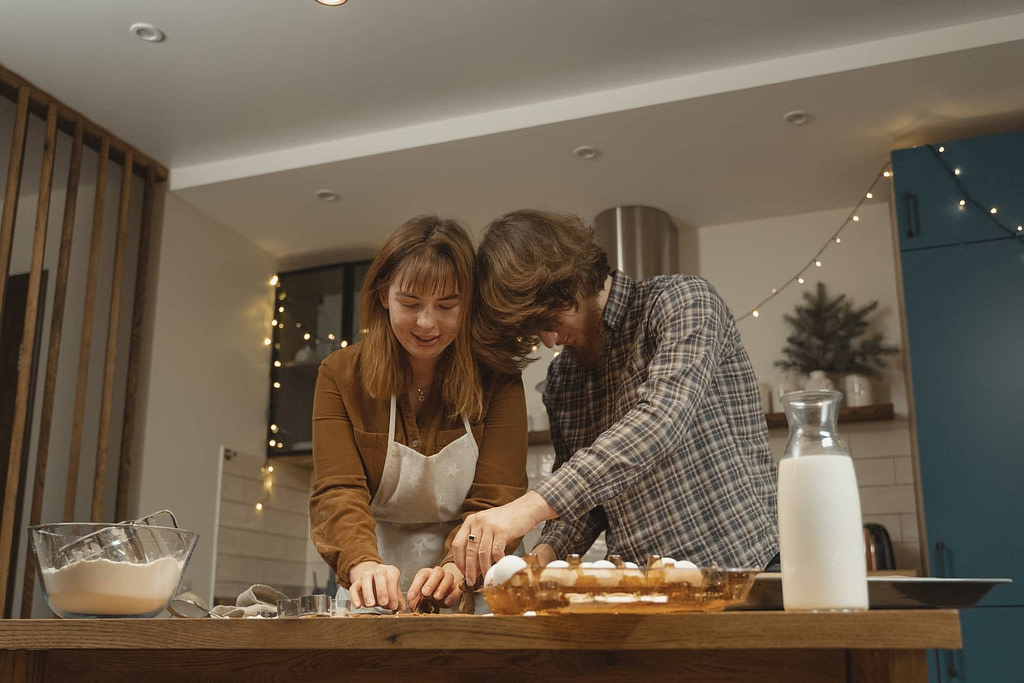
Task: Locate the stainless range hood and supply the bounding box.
[593,206,679,279]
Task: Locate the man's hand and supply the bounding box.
[453,491,557,585]
[348,561,403,611]
[406,563,464,611]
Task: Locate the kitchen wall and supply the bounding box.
[214,449,321,602]
[134,192,277,604]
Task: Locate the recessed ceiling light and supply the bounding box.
[315,189,340,202]
[316,0,349,5]
[572,145,601,160]
[129,23,165,43]
[783,110,810,126]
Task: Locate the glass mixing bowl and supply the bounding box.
[29,521,198,618]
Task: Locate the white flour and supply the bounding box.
[43,556,183,616]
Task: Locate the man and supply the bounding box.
[454,209,778,586]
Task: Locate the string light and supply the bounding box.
[269,275,279,286]
[736,164,888,322]
[924,144,1024,247]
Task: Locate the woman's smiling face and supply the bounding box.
[383,277,461,365]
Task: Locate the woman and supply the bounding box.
[309,215,529,612]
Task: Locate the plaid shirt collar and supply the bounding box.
[601,270,633,333]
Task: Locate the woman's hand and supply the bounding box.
[406,563,464,612]
[348,561,404,611]
[453,491,558,586]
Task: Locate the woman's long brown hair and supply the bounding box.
[358,215,483,422]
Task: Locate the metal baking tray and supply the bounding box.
[731,574,1012,610]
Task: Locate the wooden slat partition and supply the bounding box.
[63,137,108,522]
[91,151,133,522]
[114,166,156,521]
[0,62,167,618]
[20,121,85,618]
[0,64,167,183]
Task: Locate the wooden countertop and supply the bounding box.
[0,609,961,651]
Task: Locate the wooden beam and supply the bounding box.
[115,166,158,521]
[92,151,134,522]
[65,137,109,521]
[21,120,85,618]
[0,86,32,619]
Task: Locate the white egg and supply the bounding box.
[661,557,677,566]
[624,562,639,569]
[674,560,698,570]
[545,560,569,569]
[485,555,528,586]
[590,560,616,569]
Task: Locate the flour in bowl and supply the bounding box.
[43,556,183,616]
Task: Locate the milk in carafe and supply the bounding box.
[777,390,868,612]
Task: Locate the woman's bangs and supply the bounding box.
[393,253,460,298]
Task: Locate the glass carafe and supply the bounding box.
[777,390,868,612]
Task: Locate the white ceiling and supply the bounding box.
[2,0,1024,262]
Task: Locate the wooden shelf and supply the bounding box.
[765,402,894,429]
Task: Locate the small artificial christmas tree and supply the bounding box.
[775,282,899,378]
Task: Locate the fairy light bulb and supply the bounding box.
[267,465,274,472]
[852,215,860,222]
[271,424,279,433]
[954,168,961,176]
[269,275,279,286]
[255,502,263,511]
[752,310,760,318]
[278,306,284,313]
[328,333,336,340]
[990,207,998,215]
[814,260,822,267]
[274,360,281,367]
[835,237,842,243]
[1018,226,1022,232]
[303,332,311,340]
[883,171,891,178]
[340,340,348,348]
[771,288,777,294]
[263,338,272,346]
[865,192,873,199]
[265,478,273,491]
[959,200,966,208]
[271,319,278,327]
[269,439,276,447]
[797,277,805,284]
[273,381,281,389]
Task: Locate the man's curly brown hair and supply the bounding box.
[474,209,610,373]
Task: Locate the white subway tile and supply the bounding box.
[894,457,915,485]
[216,527,242,555]
[900,514,920,543]
[859,485,917,514]
[219,474,245,501]
[854,458,896,486]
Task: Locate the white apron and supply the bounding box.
[370,395,479,594]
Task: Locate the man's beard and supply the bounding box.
[567,297,605,370]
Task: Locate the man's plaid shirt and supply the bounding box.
[535,271,779,568]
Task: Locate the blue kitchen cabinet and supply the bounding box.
[892,130,1024,682]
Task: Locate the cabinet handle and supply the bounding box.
[903,191,920,238]
[945,649,960,680]
[934,540,949,578]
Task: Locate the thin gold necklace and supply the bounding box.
[415,387,427,402]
